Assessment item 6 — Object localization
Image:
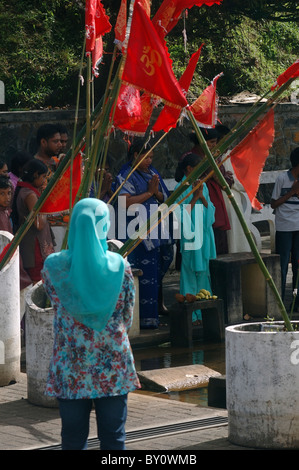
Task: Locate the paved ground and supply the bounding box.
[0,239,295,452]
[0,372,253,451]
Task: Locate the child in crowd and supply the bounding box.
[0,175,13,232]
[11,159,55,283]
[0,175,32,291]
[8,151,32,190]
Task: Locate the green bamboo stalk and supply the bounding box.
[213,89,272,155]
[117,156,213,258]
[107,131,169,205]
[187,108,293,331]
[117,78,297,288]
[61,38,87,251]
[214,78,296,158]
[70,36,86,212]
[0,93,106,271]
[95,45,120,199]
[85,54,92,171]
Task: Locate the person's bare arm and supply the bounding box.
[271,180,299,209]
[24,192,47,230]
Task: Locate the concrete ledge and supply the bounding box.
[138,365,221,392]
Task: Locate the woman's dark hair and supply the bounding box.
[0,159,7,170]
[290,147,299,168]
[0,175,11,189]
[128,138,152,161]
[11,159,48,232]
[9,151,32,176]
[189,128,219,146]
[21,159,48,183]
[175,153,200,182]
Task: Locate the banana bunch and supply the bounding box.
[175,289,218,303]
[196,289,218,300]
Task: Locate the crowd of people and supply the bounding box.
[0,123,299,449]
[1,124,299,323]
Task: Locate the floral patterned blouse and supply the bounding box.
[42,263,141,400]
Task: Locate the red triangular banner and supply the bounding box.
[271,59,299,90]
[230,108,275,211]
[39,152,82,215]
[121,1,187,109]
[152,44,204,133]
[153,0,222,37]
[114,0,127,46]
[189,72,222,128]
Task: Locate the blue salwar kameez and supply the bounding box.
[115,165,173,328]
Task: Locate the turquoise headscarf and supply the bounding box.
[43,198,126,332]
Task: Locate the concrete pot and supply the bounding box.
[0,231,21,386]
[25,281,57,407]
[226,322,299,449]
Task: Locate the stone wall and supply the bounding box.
[0,103,298,179]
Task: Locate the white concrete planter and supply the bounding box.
[25,281,57,407]
[226,322,299,449]
[0,231,21,386]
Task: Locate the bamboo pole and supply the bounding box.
[117,76,296,260]
[107,132,169,205]
[0,93,106,271]
[186,108,293,331]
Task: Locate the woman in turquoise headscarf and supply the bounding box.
[41,198,140,450]
[174,153,216,323]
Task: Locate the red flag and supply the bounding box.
[121,1,188,109]
[85,0,111,52]
[115,92,155,136]
[189,72,222,128]
[230,108,275,211]
[271,59,299,90]
[39,153,82,215]
[112,84,142,129]
[152,44,203,133]
[114,0,127,47]
[139,0,151,16]
[85,0,112,75]
[92,36,103,77]
[153,0,222,37]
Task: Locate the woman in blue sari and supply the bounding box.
[174,153,216,324]
[115,139,173,329]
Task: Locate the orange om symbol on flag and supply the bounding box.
[193,95,209,113]
[140,46,162,76]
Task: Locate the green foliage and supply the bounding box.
[0,1,84,108]
[0,1,298,109]
[166,4,299,99]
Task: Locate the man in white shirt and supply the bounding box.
[271,147,299,311]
